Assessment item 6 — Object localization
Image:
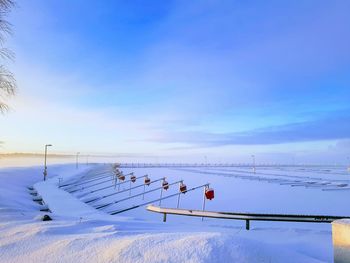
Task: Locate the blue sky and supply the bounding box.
[1,0,350,163]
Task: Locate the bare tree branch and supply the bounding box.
[0,0,16,114]
[0,0,15,10]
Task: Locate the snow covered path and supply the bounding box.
[0,164,337,262]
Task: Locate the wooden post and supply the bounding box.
[163,213,167,222]
[246,220,250,230]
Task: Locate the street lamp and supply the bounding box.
[251,155,256,174]
[76,152,80,169]
[43,144,52,181]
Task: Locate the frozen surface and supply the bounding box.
[1,163,349,262]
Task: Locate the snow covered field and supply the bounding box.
[1,163,349,262]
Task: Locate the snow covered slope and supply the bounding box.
[1,163,345,262]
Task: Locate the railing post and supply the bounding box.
[177,182,182,208]
[159,187,164,206]
[202,185,208,221]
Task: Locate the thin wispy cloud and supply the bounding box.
[1,0,349,162]
[152,113,350,147]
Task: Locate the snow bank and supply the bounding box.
[0,220,325,263]
[0,164,338,262]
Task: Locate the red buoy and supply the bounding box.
[144,176,151,186]
[179,182,187,193]
[118,174,125,181]
[205,188,214,200]
[162,180,169,190]
[131,175,136,183]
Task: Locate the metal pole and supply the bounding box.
[44,146,47,168]
[76,152,80,169]
[177,182,182,208]
[86,177,165,204]
[254,155,256,173]
[43,144,52,181]
[68,175,128,193]
[60,170,112,188]
[159,187,164,206]
[95,180,180,209]
[252,155,256,174]
[43,145,48,181]
[64,171,114,189]
[110,183,208,215]
[202,185,207,221]
[79,174,147,198]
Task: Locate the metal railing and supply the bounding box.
[147,205,350,230]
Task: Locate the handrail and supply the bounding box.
[146,205,350,230]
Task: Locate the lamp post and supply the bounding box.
[251,155,256,174]
[43,144,52,181]
[76,152,80,169]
